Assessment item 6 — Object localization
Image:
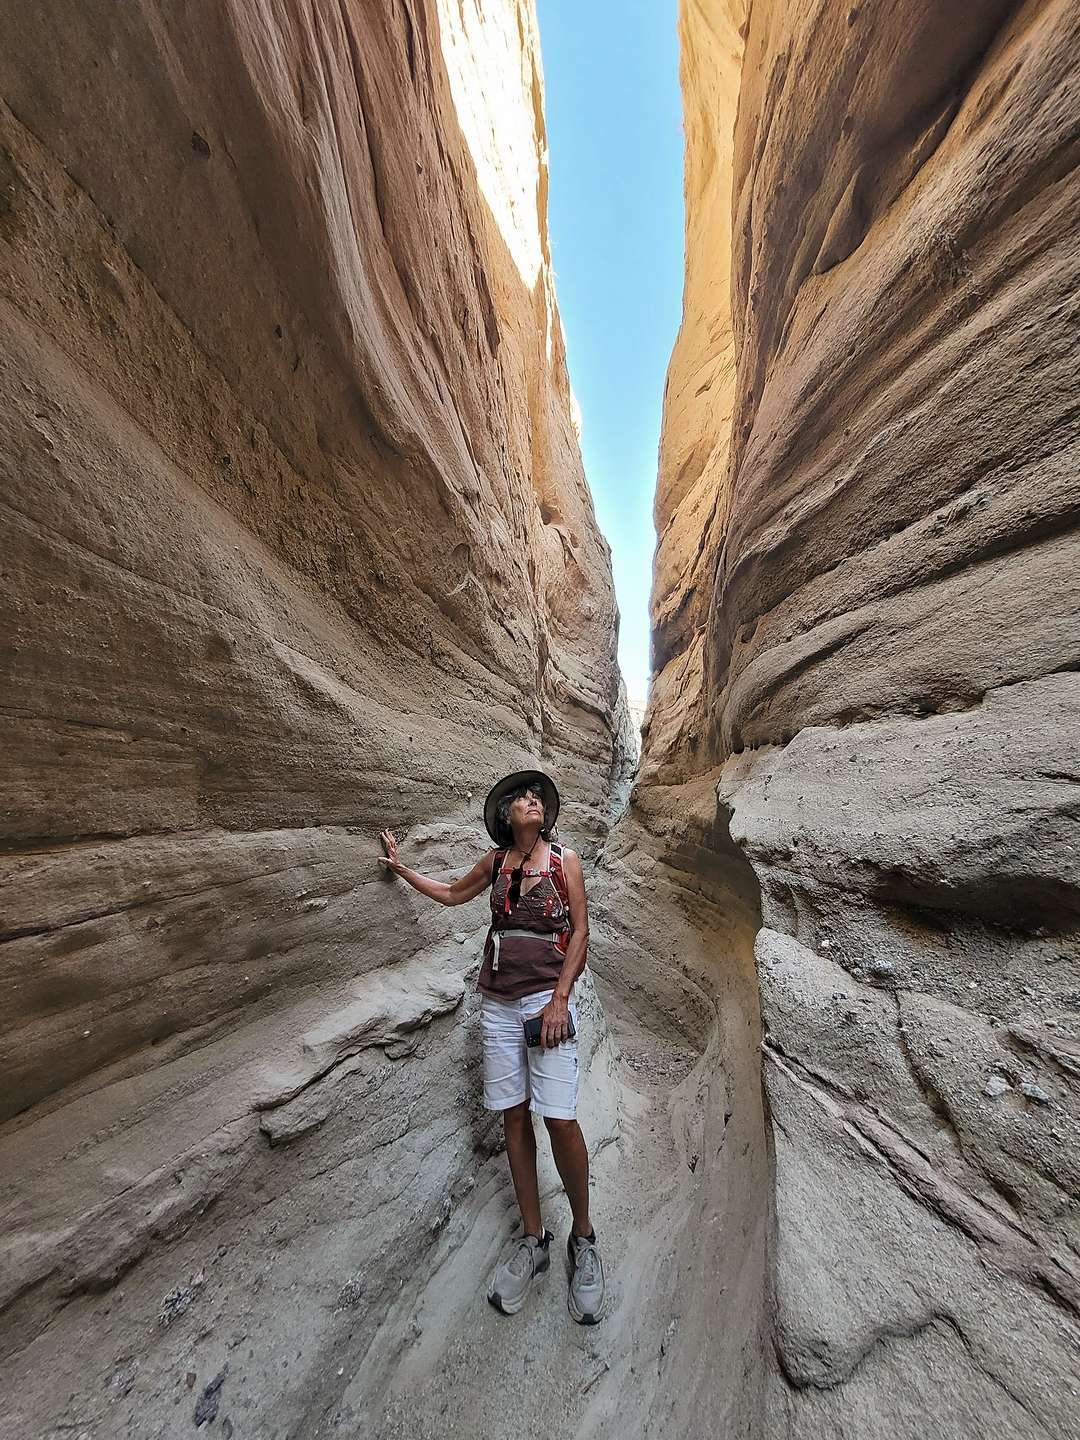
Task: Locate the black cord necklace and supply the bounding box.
[507,834,542,907]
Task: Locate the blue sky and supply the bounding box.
[535,0,685,712]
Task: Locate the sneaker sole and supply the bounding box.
[487,1253,550,1316]
[567,1291,602,1325]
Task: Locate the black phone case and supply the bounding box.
[524,1012,576,1047]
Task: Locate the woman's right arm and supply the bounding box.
[379,830,495,907]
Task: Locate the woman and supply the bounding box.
[379,769,605,1325]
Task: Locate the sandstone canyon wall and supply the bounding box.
[3,0,1079,1437]
[0,3,633,1434]
[648,0,1080,1435]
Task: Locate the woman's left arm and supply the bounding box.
[540,849,589,1049]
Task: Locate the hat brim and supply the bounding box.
[483,770,560,845]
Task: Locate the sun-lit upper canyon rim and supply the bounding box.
[1,1,1077,1437]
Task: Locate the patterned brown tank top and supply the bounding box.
[476,842,573,1000]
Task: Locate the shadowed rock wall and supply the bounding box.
[0,2,631,1433]
[646,0,1080,1433]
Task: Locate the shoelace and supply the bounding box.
[506,1238,536,1278]
[574,1242,600,1286]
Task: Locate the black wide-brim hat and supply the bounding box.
[483,770,560,845]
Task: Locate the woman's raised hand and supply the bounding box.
[379,829,401,873]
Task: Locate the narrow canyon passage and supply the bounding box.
[327,796,767,1439]
[2,2,1078,1439]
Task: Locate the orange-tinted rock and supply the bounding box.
[0,2,629,1431]
[648,0,1080,1431]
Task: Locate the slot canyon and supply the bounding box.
[1,1,1077,1436]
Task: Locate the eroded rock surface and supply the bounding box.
[0,2,632,1434]
[3,0,1078,1435]
[647,0,1080,1434]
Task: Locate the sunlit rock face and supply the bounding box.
[0,1,630,1432]
[649,0,1080,1432]
[648,0,746,783]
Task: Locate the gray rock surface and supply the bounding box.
[647,0,1080,1434]
[0,2,635,1435]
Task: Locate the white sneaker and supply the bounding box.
[486,1230,553,1316]
[567,1232,605,1325]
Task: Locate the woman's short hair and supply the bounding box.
[495,783,552,847]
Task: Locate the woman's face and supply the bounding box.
[509,787,545,828]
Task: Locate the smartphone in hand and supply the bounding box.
[523,1012,576,1048]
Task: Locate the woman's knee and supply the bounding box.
[502,1100,532,1133]
[542,1115,579,1140]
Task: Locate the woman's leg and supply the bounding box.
[543,1117,592,1237]
[503,1100,543,1237]
[481,994,543,1236]
[506,1094,544,1232]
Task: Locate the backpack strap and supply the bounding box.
[490,849,506,887]
[548,842,569,908]
[548,843,572,951]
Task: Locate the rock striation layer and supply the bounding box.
[645,0,1080,1434]
[0,2,632,1434]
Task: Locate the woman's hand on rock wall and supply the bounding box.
[379,829,403,874]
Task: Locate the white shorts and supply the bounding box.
[480,988,580,1121]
